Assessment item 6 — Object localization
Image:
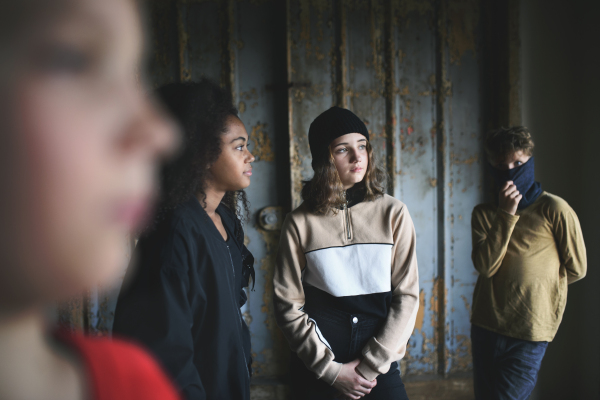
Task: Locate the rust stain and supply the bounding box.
[447,0,479,65]
[397,85,410,96]
[243,310,252,327]
[429,178,438,188]
[255,228,289,377]
[299,0,311,44]
[238,101,246,114]
[239,87,258,101]
[452,334,473,371]
[461,295,471,316]
[249,122,275,162]
[453,154,479,166]
[414,289,426,332]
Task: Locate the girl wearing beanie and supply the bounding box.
[273,107,419,400]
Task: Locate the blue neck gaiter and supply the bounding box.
[488,156,543,210]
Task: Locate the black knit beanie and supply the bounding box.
[308,106,369,170]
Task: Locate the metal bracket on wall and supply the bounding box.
[258,206,284,231]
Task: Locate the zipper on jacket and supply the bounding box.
[343,201,352,240]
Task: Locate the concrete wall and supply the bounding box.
[521,0,600,398]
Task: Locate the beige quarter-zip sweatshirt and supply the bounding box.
[273,194,419,384]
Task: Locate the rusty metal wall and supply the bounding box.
[287,0,483,376]
[57,0,489,389]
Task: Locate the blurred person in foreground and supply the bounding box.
[0,1,181,399]
[470,127,587,400]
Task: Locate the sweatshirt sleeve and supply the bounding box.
[471,206,520,278]
[356,205,420,381]
[272,215,342,386]
[113,222,205,400]
[553,204,587,284]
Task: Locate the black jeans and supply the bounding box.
[290,305,409,400]
[471,324,548,400]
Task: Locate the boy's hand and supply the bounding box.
[499,181,522,215]
[332,359,377,399]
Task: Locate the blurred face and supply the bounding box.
[0,0,178,306]
[207,116,255,192]
[330,133,369,189]
[491,150,531,170]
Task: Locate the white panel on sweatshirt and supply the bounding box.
[304,243,393,297]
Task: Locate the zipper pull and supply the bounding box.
[344,200,351,240]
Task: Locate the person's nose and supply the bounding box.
[246,148,255,163]
[350,149,362,163]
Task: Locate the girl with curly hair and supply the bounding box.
[113,79,256,400]
[273,107,419,400]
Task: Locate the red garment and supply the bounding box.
[56,330,181,400]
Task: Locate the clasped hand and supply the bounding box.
[332,359,377,400]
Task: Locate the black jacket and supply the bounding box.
[113,197,254,400]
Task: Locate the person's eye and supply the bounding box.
[236,145,245,151]
[516,161,522,166]
[336,148,347,153]
[37,45,92,75]
[359,145,366,150]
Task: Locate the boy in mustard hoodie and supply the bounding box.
[470,126,586,400]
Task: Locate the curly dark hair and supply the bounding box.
[301,141,386,215]
[484,126,535,162]
[155,79,250,228]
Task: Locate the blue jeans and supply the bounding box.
[290,305,409,400]
[471,324,548,400]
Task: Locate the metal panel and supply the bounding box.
[287,0,484,377]
[392,0,440,375]
[56,0,500,392]
[440,0,483,374]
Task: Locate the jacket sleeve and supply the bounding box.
[272,215,342,386]
[471,206,520,278]
[356,206,420,381]
[113,223,205,400]
[553,204,587,284]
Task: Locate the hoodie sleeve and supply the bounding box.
[356,205,420,381]
[471,206,520,278]
[551,200,587,284]
[272,215,343,386]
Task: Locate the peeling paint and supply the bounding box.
[249,122,275,162]
[415,289,426,332]
[253,228,289,377]
[447,0,479,65]
[452,154,479,166]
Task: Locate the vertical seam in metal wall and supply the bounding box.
[384,0,396,196]
[176,1,190,82]
[435,0,448,377]
[286,0,295,210]
[220,0,236,94]
[508,0,522,126]
[332,0,348,109]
